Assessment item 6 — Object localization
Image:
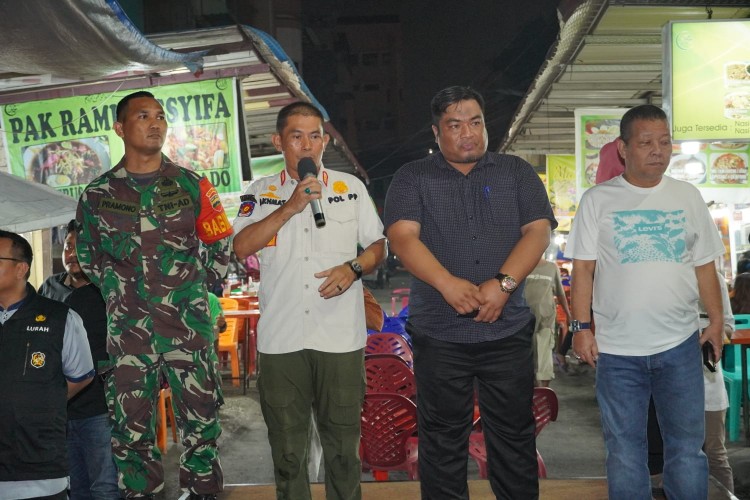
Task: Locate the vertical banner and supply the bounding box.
[546,154,576,233]
[1,78,241,200]
[574,108,626,200]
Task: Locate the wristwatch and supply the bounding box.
[570,320,592,334]
[495,273,518,294]
[348,259,363,280]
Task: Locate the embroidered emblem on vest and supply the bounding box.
[30,352,46,368]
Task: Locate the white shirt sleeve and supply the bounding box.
[62,309,95,382]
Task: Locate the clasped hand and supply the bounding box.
[441,276,508,323]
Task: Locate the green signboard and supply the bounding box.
[1,78,242,200]
[667,19,750,142]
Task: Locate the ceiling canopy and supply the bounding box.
[501,0,750,155]
[0,1,366,180]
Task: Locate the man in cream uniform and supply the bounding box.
[233,101,386,500]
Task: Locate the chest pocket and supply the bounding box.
[314,202,358,255]
[155,192,198,251]
[97,198,139,260]
[13,334,61,384]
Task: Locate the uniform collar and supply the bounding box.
[282,164,330,188]
[110,154,179,179]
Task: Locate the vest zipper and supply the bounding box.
[23,340,30,376]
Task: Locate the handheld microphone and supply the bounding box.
[297,158,326,228]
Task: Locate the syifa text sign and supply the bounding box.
[1,78,242,199]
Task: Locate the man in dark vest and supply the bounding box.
[0,230,95,500]
[39,220,119,499]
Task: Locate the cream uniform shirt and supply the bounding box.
[233,166,384,354]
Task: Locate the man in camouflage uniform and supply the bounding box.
[76,91,233,500]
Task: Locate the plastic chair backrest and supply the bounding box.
[219,318,239,347]
[734,314,750,329]
[360,393,418,469]
[533,386,559,436]
[381,315,407,334]
[365,355,416,400]
[219,297,239,310]
[398,305,409,319]
[366,333,413,364]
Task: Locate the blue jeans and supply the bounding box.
[67,413,120,500]
[596,332,707,500]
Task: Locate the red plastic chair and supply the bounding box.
[365,333,413,367]
[360,393,419,481]
[468,387,559,478]
[365,355,416,401]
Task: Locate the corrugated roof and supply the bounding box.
[0,3,366,180]
[501,1,750,155]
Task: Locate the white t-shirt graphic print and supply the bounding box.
[565,175,724,356]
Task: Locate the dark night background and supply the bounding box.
[301,0,561,197]
[123,0,563,201]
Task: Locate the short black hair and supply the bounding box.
[619,104,668,143]
[66,219,78,235]
[276,102,325,133]
[116,91,156,122]
[430,86,485,127]
[0,229,33,279]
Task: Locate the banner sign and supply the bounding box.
[574,108,626,199]
[250,153,285,178]
[664,19,750,142]
[546,155,577,217]
[1,78,242,200]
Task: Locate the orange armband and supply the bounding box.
[196,177,233,244]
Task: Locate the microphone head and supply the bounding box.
[297,158,318,179]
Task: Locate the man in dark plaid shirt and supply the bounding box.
[384,86,557,500]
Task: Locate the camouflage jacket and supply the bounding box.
[76,156,230,356]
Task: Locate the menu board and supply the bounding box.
[1,78,243,199]
[665,19,750,142]
[667,142,750,190]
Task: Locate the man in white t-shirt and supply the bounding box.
[565,105,724,500]
[232,102,386,500]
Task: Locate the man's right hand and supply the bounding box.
[438,276,482,316]
[284,177,323,215]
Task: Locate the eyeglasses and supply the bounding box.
[0,257,24,263]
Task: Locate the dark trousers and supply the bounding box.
[412,320,538,500]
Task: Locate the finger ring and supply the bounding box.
[336,285,343,291]
[305,187,311,194]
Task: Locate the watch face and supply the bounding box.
[502,276,517,291]
[350,260,363,277]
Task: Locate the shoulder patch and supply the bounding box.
[238,195,257,217]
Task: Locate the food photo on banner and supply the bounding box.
[0,77,243,202]
[573,108,627,198]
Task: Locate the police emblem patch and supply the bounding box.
[238,195,257,217]
[30,352,46,368]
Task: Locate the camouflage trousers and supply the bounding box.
[106,347,224,498]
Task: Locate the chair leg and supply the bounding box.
[537,449,547,478]
[157,389,167,454]
[373,470,389,481]
[230,347,240,387]
[164,388,178,444]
